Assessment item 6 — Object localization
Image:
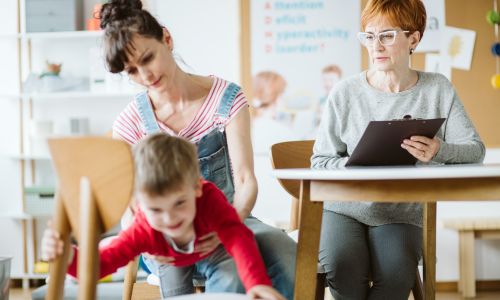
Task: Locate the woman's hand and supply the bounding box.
[247,285,285,300]
[194,232,220,256]
[401,136,441,163]
[41,221,65,261]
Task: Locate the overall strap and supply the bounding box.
[135,91,161,134]
[213,83,241,130]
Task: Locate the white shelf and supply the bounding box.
[0,30,103,40]
[0,92,22,99]
[0,91,138,100]
[0,211,53,220]
[0,211,34,220]
[0,33,19,39]
[11,272,48,280]
[9,154,51,160]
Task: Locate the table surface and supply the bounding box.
[272,163,500,180]
[166,293,248,300]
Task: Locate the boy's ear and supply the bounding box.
[195,177,203,198]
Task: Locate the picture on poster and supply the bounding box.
[440,26,477,70]
[250,0,361,154]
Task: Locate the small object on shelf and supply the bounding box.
[89,47,107,92]
[26,0,83,32]
[70,118,90,135]
[40,61,62,77]
[86,4,102,31]
[33,261,49,274]
[24,186,56,217]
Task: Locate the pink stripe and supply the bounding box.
[115,118,139,140]
[229,100,247,119]
[184,78,222,135]
[114,126,137,145]
[188,126,213,142]
[187,80,229,138]
[229,92,247,116]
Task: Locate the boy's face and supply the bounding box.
[137,179,202,239]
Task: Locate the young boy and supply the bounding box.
[42,134,285,300]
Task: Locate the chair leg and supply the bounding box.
[315,273,326,300]
[78,177,103,300]
[123,257,139,300]
[289,197,299,231]
[412,268,424,300]
[461,230,476,298]
[46,192,71,300]
[423,202,436,300]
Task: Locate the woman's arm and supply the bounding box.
[433,90,485,164]
[311,93,349,169]
[225,106,258,220]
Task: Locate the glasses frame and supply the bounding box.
[357,30,410,46]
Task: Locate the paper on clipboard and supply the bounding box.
[345,118,446,167]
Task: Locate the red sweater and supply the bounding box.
[67,181,272,290]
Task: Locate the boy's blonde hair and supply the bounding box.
[133,134,200,196]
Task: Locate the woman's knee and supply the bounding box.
[247,219,296,263]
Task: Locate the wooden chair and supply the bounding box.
[269,140,424,300]
[45,137,135,300]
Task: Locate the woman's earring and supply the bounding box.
[410,48,415,55]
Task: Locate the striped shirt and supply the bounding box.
[113,76,248,144]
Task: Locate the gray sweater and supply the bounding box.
[311,71,485,227]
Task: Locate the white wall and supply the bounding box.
[151,0,240,84]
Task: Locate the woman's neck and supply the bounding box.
[367,68,418,93]
[149,68,196,106]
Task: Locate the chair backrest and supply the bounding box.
[270,140,314,199]
[48,136,134,240]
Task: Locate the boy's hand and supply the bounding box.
[247,285,285,300]
[41,221,65,261]
[194,232,220,256]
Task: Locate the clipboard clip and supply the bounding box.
[392,115,423,121]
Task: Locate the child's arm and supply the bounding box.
[202,184,280,295]
[41,218,148,279]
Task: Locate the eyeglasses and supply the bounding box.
[357,30,409,46]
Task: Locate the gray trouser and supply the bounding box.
[319,210,422,300]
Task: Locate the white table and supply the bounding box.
[273,164,500,300]
[168,293,247,299]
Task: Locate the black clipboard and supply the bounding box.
[345,118,446,167]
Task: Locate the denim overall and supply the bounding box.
[135,83,295,298]
[135,84,238,202]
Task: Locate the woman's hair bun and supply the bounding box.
[100,0,143,29]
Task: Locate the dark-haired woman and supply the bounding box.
[100,0,296,298]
